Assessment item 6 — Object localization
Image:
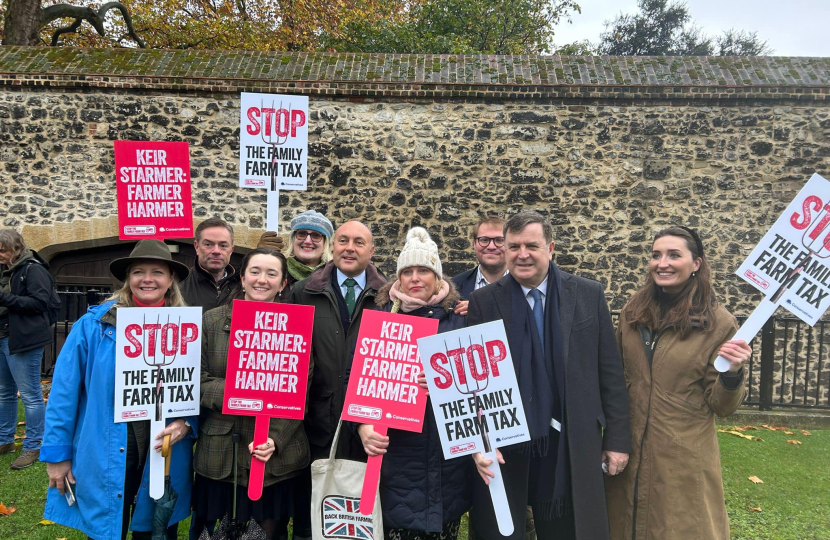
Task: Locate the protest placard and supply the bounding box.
[114,141,193,240]
[239,92,309,231]
[418,320,529,536]
[222,300,314,500]
[342,309,438,515]
[114,306,202,499]
[718,173,830,370]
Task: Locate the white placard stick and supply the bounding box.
[484,448,513,536]
[267,184,280,232]
[714,298,777,372]
[149,417,166,499]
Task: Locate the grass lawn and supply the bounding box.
[721,425,830,540]
[2,401,828,539]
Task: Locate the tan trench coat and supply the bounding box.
[605,305,745,540]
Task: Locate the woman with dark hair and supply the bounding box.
[0,229,53,471]
[194,247,310,539]
[42,239,196,540]
[358,227,472,540]
[605,227,752,540]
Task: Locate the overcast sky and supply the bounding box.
[553,0,829,57]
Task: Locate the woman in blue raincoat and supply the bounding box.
[41,240,198,540]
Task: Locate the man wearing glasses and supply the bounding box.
[453,213,509,309]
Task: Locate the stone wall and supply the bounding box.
[1,47,830,315]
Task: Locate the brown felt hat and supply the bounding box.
[110,240,189,282]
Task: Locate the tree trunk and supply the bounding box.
[3,0,42,45]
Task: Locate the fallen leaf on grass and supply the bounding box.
[57,537,67,540]
[719,430,763,441]
[748,476,764,484]
[16,421,25,426]
[750,507,762,512]
[801,430,812,436]
[784,431,794,435]
[39,519,55,525]
[761,424,789,431]
[787,440,803,445]
[13,435,26,440]
[0,503,17,515]
[729,425,760,432]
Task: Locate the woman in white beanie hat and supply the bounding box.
[357,227,473,540]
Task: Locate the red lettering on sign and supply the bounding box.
[180,323,198,355]
[430,352,453,390]
[245,107,307,137]
[124,324,142,358]
[791,195,823,230]
[466,343,488,381]
[485,340,507,377]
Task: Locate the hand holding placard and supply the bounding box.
[418,321,529,537]
[222,300,314,500]
[717,174,830,372]
[341,310,438,516]
[114,307,202,500]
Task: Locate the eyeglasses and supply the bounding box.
[295,230,324,243]
[475,236,505,248]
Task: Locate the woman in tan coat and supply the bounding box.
[605,226,752,540]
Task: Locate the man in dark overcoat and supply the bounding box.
[467,211,631,540]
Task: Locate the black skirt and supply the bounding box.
[192,473,295,523]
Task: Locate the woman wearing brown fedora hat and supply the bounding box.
[41,240,198,540]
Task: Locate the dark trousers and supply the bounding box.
[470,435,574,540]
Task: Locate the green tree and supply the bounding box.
[326,0,581,55]
[599,0,771,56]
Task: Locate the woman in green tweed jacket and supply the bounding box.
[193,248,310,539]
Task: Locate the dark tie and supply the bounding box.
[344,278,358,316]
[529,288,544,354]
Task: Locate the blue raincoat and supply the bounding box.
[41,301,198,540]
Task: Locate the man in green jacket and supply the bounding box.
[287,220,386,540]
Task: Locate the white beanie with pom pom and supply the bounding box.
[396,227,442,279]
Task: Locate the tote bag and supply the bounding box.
[311,421,383,540]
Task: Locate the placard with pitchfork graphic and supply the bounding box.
[114,307,202,499]
[417,320,529,537]
[724,173,830,371]
[238,92,309,231]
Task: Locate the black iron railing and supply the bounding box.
[741,315,830,410]
[43,286,112,375]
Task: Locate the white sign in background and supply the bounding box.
[239,92,309,231]
[736,173,830,325]
[115,307,202,498]
[717,173,830,371]
[418,320,529,536]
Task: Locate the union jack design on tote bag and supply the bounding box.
[322,495,375,539]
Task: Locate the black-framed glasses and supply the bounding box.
[476,236,505,248]
[295,230,324,243]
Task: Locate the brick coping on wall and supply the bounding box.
[1,46,828,102]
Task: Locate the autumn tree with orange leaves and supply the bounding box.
[1,0,399,50]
